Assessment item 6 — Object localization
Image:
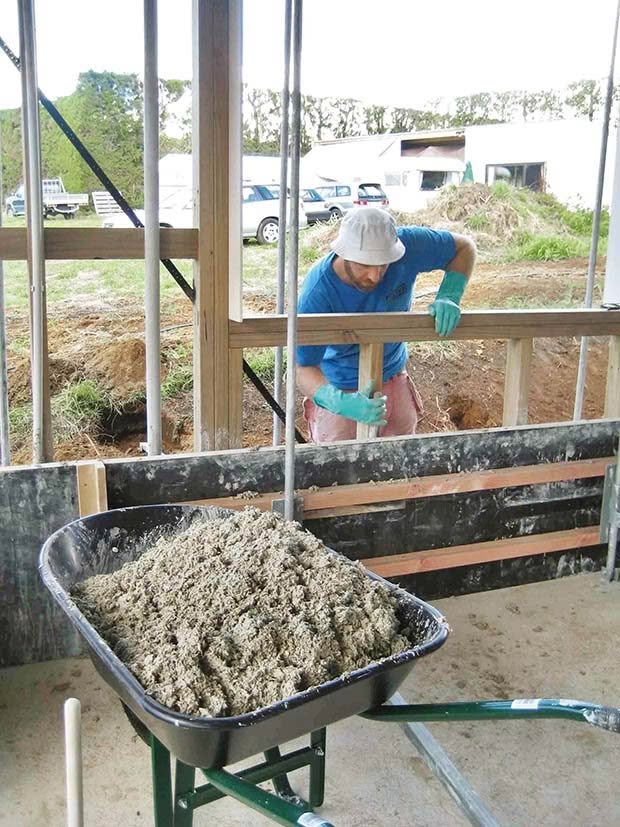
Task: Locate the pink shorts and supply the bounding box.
[303,370,423,444]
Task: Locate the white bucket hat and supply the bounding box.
[331,206,405,265]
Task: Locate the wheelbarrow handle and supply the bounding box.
[361,699,620,733]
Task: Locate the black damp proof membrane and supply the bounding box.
[40,504,449,768]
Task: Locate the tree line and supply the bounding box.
[0,71,614,204]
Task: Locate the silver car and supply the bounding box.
[312,182,389,219]
[102,184,307,244]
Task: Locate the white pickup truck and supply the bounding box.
[6,178,89,219]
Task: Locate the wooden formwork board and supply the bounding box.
[183,456,610,577]
[104,420,615,592]
[2,421,615,666]
[183,456,611,518]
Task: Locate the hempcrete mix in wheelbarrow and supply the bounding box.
[72,508,415,718]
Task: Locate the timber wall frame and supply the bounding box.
[2,217,620,445]
[2,1,620,454]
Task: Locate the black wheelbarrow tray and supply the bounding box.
[39,504,450,769]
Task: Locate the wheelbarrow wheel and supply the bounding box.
[121,702,152,747]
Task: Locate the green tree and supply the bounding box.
[491,90,518,122]
[364,104,387,134]
[35,71,145,203]
[390,107,416,133]
[160,133,192,155]
[159,78,190,132]
[565,79,602,121]
[304,94,333,141]
[538,90,564,119]
[452,92,495,126]
[0,109,24,197]
[332,97,362,138]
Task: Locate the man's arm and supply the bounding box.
[446,233,476,280]
[297,365,329,398]
[428,232,476,337]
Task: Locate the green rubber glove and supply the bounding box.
[428,271,468,337]
[313,381,387,426]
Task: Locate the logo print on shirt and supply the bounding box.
[386,282,407,303]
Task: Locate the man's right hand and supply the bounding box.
[312,382,387,425]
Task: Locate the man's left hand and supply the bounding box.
[428,298,461,337]
[428,271,468,337]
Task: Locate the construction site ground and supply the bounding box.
[2,572,619,826]
[4,255,610,463]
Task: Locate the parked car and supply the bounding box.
[5,190,25,217]
[101,184,307,244]
[311,182,389,219]
[301,188,331,224]
[6,179,89,219]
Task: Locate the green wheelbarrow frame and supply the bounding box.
[146,695,620,826]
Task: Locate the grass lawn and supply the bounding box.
[0,201,603,313]
[1,212,296,310]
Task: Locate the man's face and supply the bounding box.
[342,259,389,292]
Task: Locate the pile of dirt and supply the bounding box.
[395,182,568,255]
[8,356,78,406]
[84,337,150,397]
[72,508,415,718]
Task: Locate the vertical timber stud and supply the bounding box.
[229,348,243,449]
[357,343,384,440]
[228,0,243,324]
[605,335,620,417]
[503,337,532,426]
[192,0,232,451]
[76,461,108,517]
[228,0,244,447]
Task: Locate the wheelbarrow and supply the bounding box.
[40,505,620,827]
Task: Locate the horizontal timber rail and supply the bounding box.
[0,227,198,260]
[230,308,620,346]
[183,456,612,520]
[361,525,601,577]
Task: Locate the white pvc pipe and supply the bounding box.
[0,127,10,465]
[574,0,620,420]
[18,0,49,463]
[64,698,84,827]
[284,0,303,521]
[144,0,162,455]
[273,0,293,446]
[604,123,620,306]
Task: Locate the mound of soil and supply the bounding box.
[84,338,148,396]
[8,356,79,406]
[72,508,413,717]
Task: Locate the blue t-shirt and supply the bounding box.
[296,226,456,389]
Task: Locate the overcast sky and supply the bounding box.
[1,1,620,111]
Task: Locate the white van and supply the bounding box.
[312,182,389,219]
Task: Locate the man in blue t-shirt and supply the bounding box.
[296,206,476,442]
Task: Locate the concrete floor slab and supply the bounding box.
[1,572,619,826]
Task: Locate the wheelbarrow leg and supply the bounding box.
[264,745,298,799]
[174,760,196,827]
[265,727,327,806]
[151,734,174,827]
[309,728,327,808]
